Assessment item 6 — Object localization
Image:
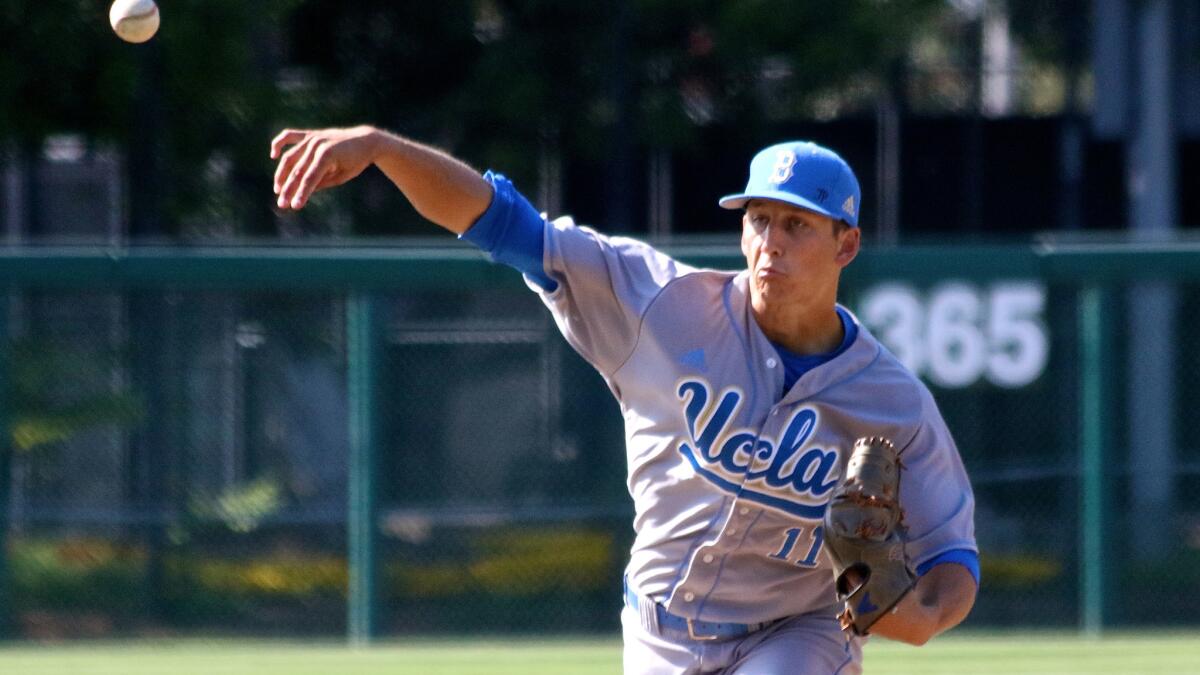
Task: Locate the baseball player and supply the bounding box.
[270,126,979,674]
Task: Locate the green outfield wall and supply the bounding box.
[0,237,1195,640]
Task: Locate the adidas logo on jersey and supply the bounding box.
[679,348,707,372]
[675,379,840,518]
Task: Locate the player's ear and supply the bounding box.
[835,226,860,267]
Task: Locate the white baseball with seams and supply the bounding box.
[109,0,160,44]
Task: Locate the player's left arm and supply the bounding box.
[876,387,979,645]
[867,560,977,645]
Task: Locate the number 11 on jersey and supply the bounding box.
[769,526,824,567]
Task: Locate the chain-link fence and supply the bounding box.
[0,240,1197,639]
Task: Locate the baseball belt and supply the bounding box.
[623,578,774,642]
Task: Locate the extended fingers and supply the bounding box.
[269,129,310,160]
[291,146,335,209]
[278,137,324,208]
[271,127,372,209]
[273,136,311,197]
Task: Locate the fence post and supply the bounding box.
[347,293,379,645]
[1078,286,1110,637]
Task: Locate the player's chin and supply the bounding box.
[753,272,788,295]
[752,282,784,308]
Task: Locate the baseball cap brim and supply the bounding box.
[718,190,837,220]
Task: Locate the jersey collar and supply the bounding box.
[730,271,882,405]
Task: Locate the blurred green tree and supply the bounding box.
[1,0,947,235]
[635,0,945,137]
[0,0,302,237]
[281,0,944,232]
[0,0,136,142]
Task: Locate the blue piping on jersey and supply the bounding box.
[832,650,855,675]
[917,548,980,586]
[694,509,764,618]
[721,278,760,431]
[677,442,828,519]
[664,496,731,604]
[608,270,685,381]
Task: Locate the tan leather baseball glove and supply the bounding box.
[822,436,916,636]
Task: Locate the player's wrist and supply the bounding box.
[352,125,390,164]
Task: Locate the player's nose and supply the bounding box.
[758,223,785,256]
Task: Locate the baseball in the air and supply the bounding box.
[109,0,160,44]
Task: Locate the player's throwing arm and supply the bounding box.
[270,126,492,233]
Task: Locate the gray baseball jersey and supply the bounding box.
[532,216,977,625]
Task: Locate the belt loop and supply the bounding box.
[626,575,660,635]
[639,593,660,635]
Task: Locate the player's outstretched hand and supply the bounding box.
[271,126,380,210]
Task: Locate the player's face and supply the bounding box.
[740,199,860,309]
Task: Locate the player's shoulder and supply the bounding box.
[852,322,940,416]
[659,266,739,291]
[549,216,693,265]
[550,215,732,284]
[644,267,742,318]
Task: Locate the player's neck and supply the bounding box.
[752,298,844,356]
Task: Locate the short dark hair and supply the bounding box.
[832,219,852,238]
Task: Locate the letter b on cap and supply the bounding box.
[770,150,797,184]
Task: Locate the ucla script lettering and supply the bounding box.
[676,379,839,518]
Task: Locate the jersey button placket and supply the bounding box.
[679,543,723,607]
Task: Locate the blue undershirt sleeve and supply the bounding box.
[459,171,557,292]
[916,548,980,586]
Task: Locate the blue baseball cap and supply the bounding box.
[718,141,861,227]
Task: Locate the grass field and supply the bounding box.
[0,632,1197,674]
